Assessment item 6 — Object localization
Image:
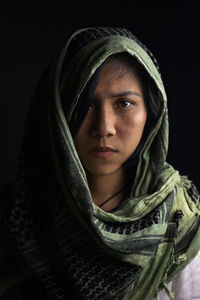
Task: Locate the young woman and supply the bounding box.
[1,27,200,300]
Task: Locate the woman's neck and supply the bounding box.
[86,167,127,211]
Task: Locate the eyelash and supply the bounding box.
[88,99,136,111]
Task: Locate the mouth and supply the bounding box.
[89,146,117,158]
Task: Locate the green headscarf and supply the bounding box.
[1,27,200,300]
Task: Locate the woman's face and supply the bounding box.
[74,60,147,177]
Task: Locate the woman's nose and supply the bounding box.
[91,106,117,137]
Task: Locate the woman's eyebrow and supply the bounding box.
[110,90,142,98]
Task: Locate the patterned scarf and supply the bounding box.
[1,27,200,300]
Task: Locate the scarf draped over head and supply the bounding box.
[1,27,200,300]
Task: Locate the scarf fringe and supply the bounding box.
[160,282,175,300]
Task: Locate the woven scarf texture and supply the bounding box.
[1,27,200,300]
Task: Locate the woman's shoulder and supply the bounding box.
[0,185,53,299]
[175,175,200,213]
[171,251,200,298]
[158,251,200,300]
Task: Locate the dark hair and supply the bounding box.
[69,53,159,168]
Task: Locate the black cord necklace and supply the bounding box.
[99,186,126,208]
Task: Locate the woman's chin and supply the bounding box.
[84,165,122,177]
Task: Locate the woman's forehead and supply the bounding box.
[99,57,141,84]
[94,63,144,100]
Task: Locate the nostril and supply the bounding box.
[91,120,116,137]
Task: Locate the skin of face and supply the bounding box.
[74,60,147,179]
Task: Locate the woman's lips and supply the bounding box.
[89,147,117,158]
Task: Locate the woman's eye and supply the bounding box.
[117,100,135,109]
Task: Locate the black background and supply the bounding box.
[1,1,199,190]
